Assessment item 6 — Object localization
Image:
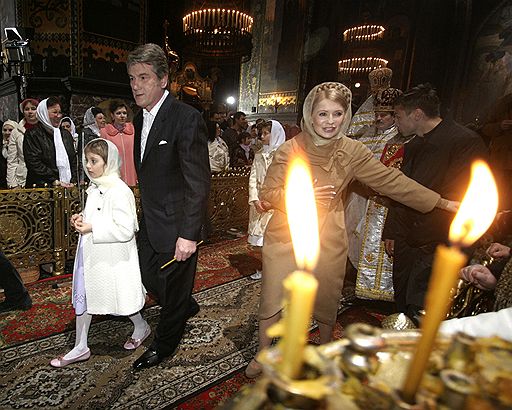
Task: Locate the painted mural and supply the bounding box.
[463,0,512,124]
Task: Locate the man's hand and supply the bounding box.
[459,264,497,291]
[487,242,511,259]
[174,237,197,262]
[384,239,395,256]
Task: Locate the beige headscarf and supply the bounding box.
[301,82,352,146]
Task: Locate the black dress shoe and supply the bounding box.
[0,300,32,314]
[187,298,200,319]
[132,349,165,370]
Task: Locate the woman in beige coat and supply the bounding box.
[245,82,458,378]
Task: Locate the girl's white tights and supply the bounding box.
[129,312,148,340]
[63,312,92,359]
[62,311,148,359]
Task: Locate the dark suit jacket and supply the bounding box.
[134,93,211,253]
[383,119,488,247]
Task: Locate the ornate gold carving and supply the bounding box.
[0,170,250,274]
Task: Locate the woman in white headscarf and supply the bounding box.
[247,120,286,280]
[77,107,106,183]
[23,96,76,188]
[245,82,459,378]
[59,116,79,150]
[6,98,39,188]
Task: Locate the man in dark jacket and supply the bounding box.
[383,84,488,323]
[127,44,210,370]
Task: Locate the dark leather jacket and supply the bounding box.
[23,123,77,187]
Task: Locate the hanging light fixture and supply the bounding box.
[343,25,385,42]
[338,57,388,74]
[183,2,253,63]
[338,23,387,76]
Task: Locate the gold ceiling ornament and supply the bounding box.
[183,2,253,63]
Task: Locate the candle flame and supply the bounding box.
[449,160,498,246]
[285,156,320,271]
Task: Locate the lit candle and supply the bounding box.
[279,156,320,379]
[401,160,498,404]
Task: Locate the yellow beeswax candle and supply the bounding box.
[401,160,498,404]
[280,271,318,378]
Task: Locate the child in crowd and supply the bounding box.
[50,138,148,367]
[247,120,286,279]
[207,120,230,173]
[231,132,254,167]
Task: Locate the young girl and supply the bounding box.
[50,138,149,367]
[247,120,286,280]
[231,132,255,167]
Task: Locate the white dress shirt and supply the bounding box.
[141,89,169,161]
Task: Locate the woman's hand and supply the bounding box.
[70,213,82,229]
[253,200,266,214]
[436,198,460,213]
[314,184,336,207]
[486,242,511,259]
[384,239,395,256]
[253,200,271,214]
[459,264,497,291]
[74,221,92,234]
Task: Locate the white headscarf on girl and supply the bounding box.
[262,120,286,154]
[36,98,72,183]
[82,107,100,137]
[83,138,122,189]
[301,82,352,146]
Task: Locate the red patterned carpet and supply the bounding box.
[0,235,261,349]
[0,235,390,409]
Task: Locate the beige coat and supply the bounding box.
[6,119,28,187]
[247,150,275,244]
[259,132,440,325]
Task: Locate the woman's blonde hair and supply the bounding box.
[311,82,351,112]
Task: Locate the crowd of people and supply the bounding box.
[1,52,509,374]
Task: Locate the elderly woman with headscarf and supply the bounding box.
[6,98,39,188]
[23,96,77,188]
[245,82,459,378]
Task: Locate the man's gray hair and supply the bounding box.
[127,43,169,80]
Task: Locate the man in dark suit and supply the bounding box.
[127,43,210,370]
[382,84,488,324]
